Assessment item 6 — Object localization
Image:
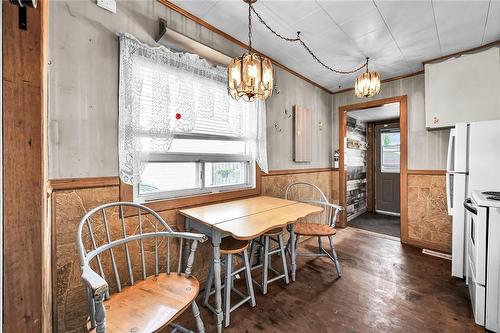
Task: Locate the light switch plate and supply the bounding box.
[97,0,116,13]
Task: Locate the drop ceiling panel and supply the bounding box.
[433,1,490,54]
[168,0,500,92]
[258,1,321,25]
[375,0,441,65]
[484,1,500,44]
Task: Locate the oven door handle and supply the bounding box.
[463,198,477,215]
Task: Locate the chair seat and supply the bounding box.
[264,227,285,236]
[294,222,337,236]
[221,237,249,254]
[89,273,199,333]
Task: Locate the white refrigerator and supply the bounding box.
[448,120,500,278]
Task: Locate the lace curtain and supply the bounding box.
[119,33,268,185]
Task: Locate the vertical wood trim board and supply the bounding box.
[2,1,49,331]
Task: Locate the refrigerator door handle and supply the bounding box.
[447,128,456,173]
[446,173,453,215]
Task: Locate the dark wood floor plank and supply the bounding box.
[176,227,482,332]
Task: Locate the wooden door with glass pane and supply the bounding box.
[375,123,400,214]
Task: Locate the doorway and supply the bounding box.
[338,96,408,242]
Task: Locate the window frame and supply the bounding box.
[380,129,401,174]
[133,134,256,203]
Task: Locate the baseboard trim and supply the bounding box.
[422,249,452,260]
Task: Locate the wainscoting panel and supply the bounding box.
[407,173,451,253]
[262,170,339,204]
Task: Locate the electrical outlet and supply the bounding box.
[97,0,116,13]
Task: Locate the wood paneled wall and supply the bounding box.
[2,1,50,331]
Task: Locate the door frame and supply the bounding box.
[338,95,408,244]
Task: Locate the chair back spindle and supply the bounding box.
[102,209,121,292]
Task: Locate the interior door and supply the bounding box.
[375,123,401,214]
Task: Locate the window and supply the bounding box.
[132,57,256,201]
[136,151,255,201]
[380,130,400,173]
[118,34,266,203]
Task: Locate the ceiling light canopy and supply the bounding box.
[227,0,273,102]
[355,58,381,98]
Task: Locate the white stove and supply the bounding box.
[465,190,500,331]
[472,190,500,208]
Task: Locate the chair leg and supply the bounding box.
[223,254,232,327]
[262,236,270,295]
[243,249,256,307]
[93,294,106,333]
[328,236,342,277]
[248,240,254,267]
[203,260,214,307]
[192,301,206,333]
[258,236,264,266]
[318,236,323,254]
[278,234,290,284]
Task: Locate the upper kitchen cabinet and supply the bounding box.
[425,47,500,129]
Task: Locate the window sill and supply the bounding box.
[120,167,262,217]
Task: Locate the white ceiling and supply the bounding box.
[170,0,500,92]
[349,102,400,122]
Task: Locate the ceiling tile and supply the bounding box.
[375,0,441,60]
[259,1,321,26]
[433,0,490,54]
[317,1,375,26]
[483,0,500,44]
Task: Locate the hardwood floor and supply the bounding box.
[177,227,481,332]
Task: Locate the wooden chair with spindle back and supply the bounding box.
[285,182,343,277]
[76,202,207,333]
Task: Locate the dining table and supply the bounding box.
[179,195,323,332]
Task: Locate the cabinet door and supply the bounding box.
[425,47,500,129]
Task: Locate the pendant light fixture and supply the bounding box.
[227,0,273,102]
[354,58,381,98]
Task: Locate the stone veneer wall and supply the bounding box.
[52,170,338,332]
[407,174,451,253]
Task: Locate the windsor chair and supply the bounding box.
[77,202,207,333]
[285,182,343,277]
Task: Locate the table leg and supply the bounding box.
[212,232,223,333]
[183,219,192,269]
[289,224,297,282]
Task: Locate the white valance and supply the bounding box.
[118,33,268,185]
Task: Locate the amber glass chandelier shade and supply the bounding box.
[227,52,273,102]
[354,71,381,98]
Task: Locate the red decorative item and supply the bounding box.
[175,113,181,120]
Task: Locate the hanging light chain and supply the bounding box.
[250,4,368,75]
[248,1,253,52]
